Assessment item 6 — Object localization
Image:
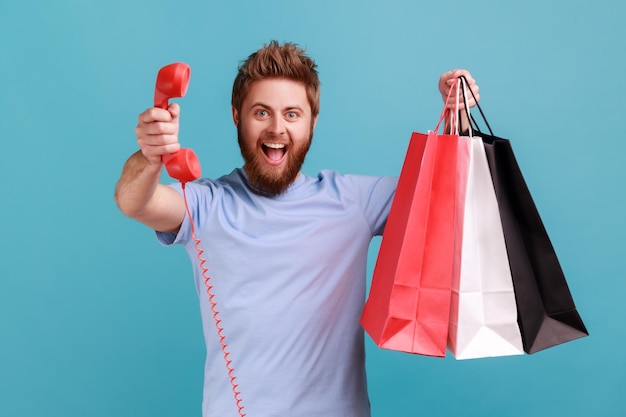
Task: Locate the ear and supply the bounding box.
[232,106,239,127]
[312,114,319,129]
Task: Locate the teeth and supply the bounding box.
[264,143,285,149]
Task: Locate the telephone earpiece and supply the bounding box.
[154,62,201,183]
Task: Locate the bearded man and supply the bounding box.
[115,40,479,417]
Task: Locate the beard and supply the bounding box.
[238,128,313,197]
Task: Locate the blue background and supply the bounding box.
[1,0,624,416]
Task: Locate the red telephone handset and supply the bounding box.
[154,62,201,183]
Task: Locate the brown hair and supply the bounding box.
[231,40,320,117]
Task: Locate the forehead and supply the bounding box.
[243,78,310,111]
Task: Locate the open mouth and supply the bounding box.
[262,142,288,165]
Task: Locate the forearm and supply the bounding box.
[114,150,163,218]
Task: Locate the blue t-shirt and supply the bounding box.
[157,168,397,417]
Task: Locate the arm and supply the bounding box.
[114,103,187,233]
[438,69,480,133]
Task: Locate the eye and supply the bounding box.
[256,109,269,118]
[286,111,298,120]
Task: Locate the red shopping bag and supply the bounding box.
[361,127,465,357]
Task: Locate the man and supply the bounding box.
[115,40,479,417]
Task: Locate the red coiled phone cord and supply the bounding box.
[181,183,246,417]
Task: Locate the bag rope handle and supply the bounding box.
[458,75,494,136]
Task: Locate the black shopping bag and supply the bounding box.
[460,79,588,353]
[480,134,588,353]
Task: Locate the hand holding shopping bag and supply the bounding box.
[362,75,587,359]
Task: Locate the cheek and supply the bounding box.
[239,121,262,143]
[289,123,313,143]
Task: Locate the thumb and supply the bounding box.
[168,102,181,119]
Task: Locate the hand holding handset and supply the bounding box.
[152,63,245,416]
[154,62,201,183]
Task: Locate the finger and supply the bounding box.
[440,70,457,87]
[137,120,178,136]
[139,144,182,164]
[138,107,174,123]
[454,76,480,105]
[135,129,179,146]
[137,137,181,157]
[445,92,480,109]
[137,140,180,156]
[461,84,479,106]
[453,69,474,81]
[168,102,180,119]
[468,85,480,101]
[445,90,479,106]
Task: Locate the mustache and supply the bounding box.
[258,132,287,143]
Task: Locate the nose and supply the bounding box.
[269,115,286,136]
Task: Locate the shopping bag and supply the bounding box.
[361,130,462,357]
[481,136,588,353]
[448,78,524,359]
[461,80,588,353]
[361,87,465,357]
[448,135,524,359]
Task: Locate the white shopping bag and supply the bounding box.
[447,77,524,359]
[448,134,524,359]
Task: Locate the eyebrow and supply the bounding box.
[250,102,305,112]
